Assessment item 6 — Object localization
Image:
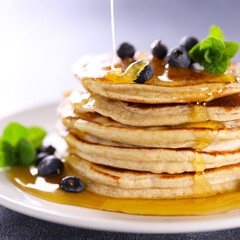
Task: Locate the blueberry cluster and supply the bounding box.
[36,145,85,193]
[117,36,198,70]
[36,145,64,176]
[36,145,56,166]
[167,36,199,68]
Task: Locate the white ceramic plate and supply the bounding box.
[1,103,240,233]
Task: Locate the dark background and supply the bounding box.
[1,0,240,239]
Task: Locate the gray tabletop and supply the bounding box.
[1,205,240,240]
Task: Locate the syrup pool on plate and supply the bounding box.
[8,164,240,216]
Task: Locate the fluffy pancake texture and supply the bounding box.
[58,53,240,199]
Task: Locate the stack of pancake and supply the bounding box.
[58,53,240,199]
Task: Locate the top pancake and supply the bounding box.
[72,53,240,104]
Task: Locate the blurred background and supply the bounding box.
[0,0,240,118]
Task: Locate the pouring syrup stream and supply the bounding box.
[110,0,116,70]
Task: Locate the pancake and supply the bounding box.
[60,103,240,149]
[57,118,240,152]
[59,52,240,200]
[69,87,240,126]
[66,154,240,199]
[64,133,240,174]
[72,53,240,104]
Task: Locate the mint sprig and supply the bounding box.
[0,122,46,168]
[189,25,239,74]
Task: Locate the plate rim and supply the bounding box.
[1,102,240,234]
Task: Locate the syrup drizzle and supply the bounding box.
[107,0,149,84]
[188,106,222,194]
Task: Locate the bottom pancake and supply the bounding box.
[66,154,240,199]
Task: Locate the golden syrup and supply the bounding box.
[164,66,237,84]
[193,173,216,196]
[190,104,209,123]
[186,102,223,193]
[192,151,217,194]
[193,151,206,173]
[187,117,223,194]
[103,61,237,85]
[75,51,239,87]
[8,165,240,216]
[104,60,149,84]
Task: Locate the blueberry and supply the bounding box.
[151,40,168,59]
[117,42,135,59]
[134,65,154,84]
[35,152,49,166]
[60,176,85,193]
[37,145,56,155]
[38,155,64,177]
[180,36,199,52]
[167,47,191,68]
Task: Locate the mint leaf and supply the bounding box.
[189,25,239,74]
[225,42,240,58]
[0,141,17,167]
[200,36,225,52]
[204,49,212,63]
[204,48,223,63]
[0,141,7,167]
[1,123,28,147]
[209,25,225,40]
[27,127,46,149]
[16,139,36,166]
[0,122,47,168]
[189,43,204,63]
[202,54,230,74]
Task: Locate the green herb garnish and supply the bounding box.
[189,25,239,74]
[0,122,46,167]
